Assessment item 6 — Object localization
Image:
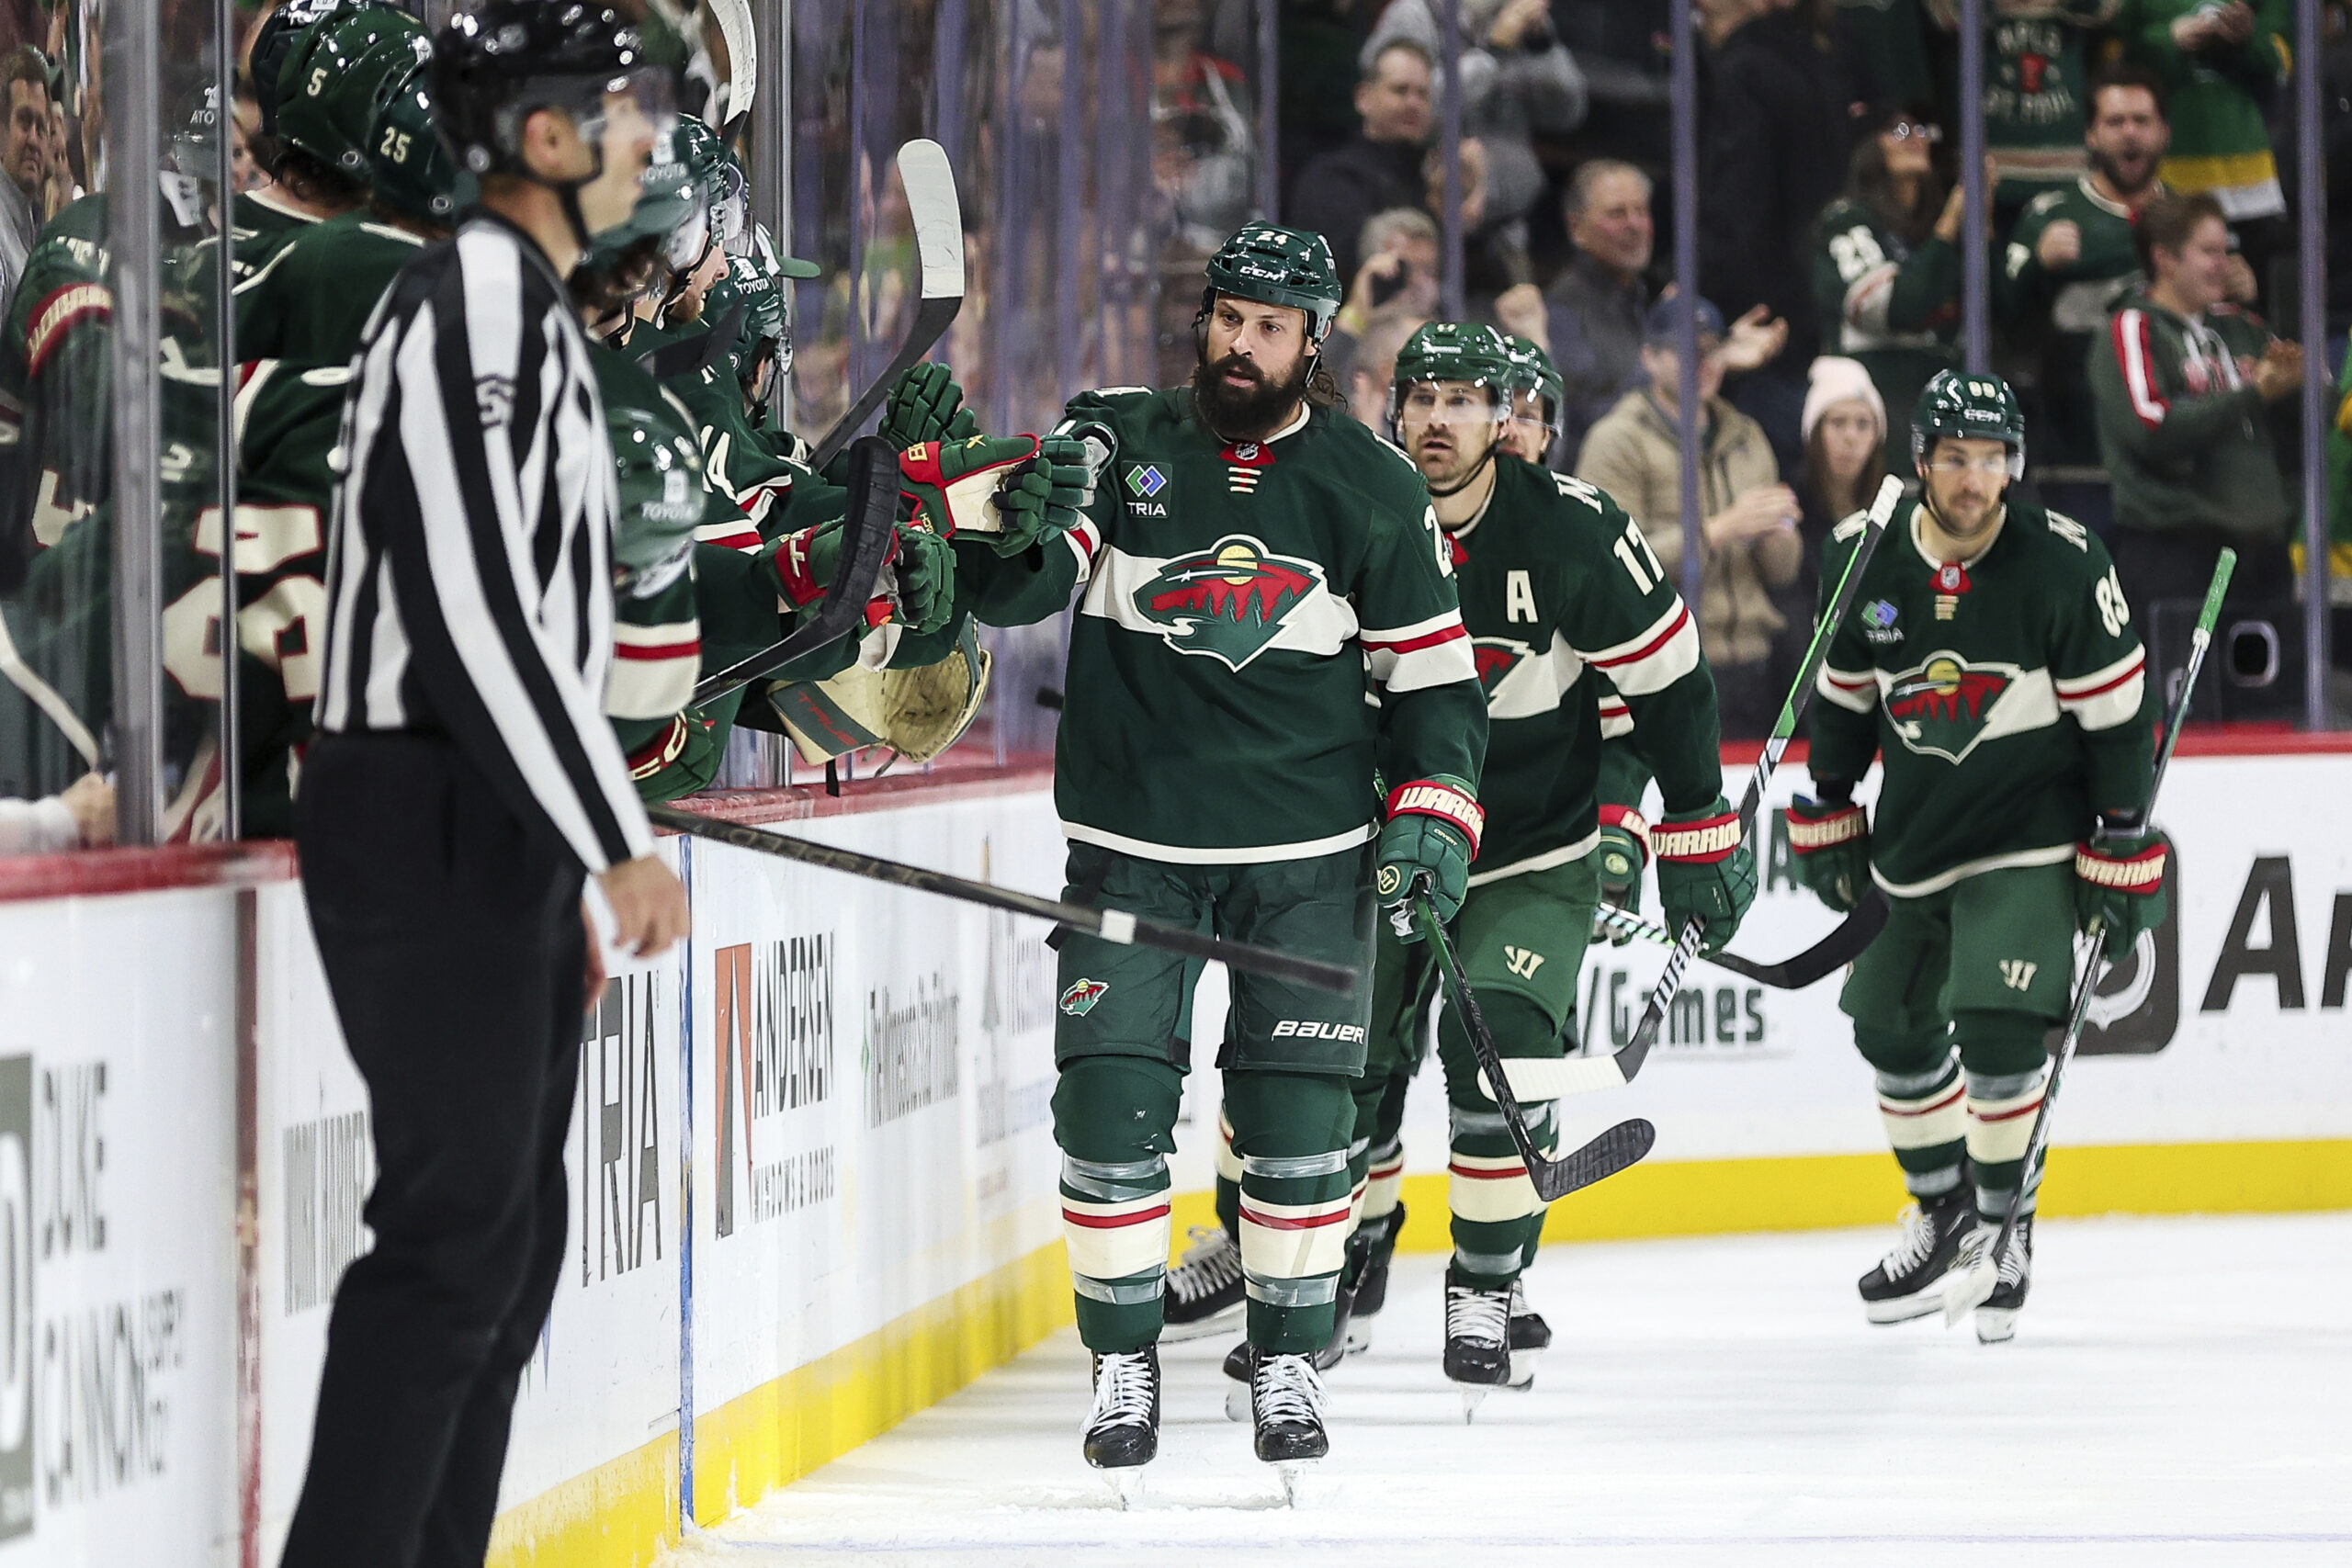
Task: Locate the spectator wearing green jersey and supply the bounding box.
[1813,105,1963,470]
[2122,0,2289,229]
[2090,190,2303,617]
[1928,0,2121,211]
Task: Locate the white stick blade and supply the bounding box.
[896,139,966,299]
[1942,1258,1997,1325]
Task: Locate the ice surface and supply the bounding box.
[662,1213,2352,1566]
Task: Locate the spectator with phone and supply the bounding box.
[1325,206,1442,386]
[1576,296,1804,739]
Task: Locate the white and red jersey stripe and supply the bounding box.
[2111,307,2170,430]
[1816,661,1881,715]
[1363,609,1478,694]
[1585,598,1701,696]
[604,618,700,719]
[1597,690,1633,738]
[2054,647,2146,732]
[1063,515,1104,582]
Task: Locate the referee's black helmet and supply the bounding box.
[431,0,666,181]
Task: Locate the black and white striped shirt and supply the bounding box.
[315,211,653,873]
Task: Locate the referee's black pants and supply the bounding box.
[281,734,587,1568]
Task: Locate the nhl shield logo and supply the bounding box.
[1058,977,1111,1017]
[1883,650,2019,763]
[1131,534,1324,671]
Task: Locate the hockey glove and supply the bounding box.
[879,361,978,450]
[1652,797,1756,955]
[1787,792,1871,914]
[891,522,956,635]
[2075,818,2169,964]
[768,519,900,630]
[1592,804,1649,946]
[1376,776,1483,943]
[989,435,1094,558]
[897,434,1036,538]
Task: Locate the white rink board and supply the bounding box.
[0,886,239,1565]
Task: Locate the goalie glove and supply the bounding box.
[1652,797,1755,955]
[878,362,978,451]
[2075,816,2168,964]
[1376,776,1482,943]
[1787,791,1871,915]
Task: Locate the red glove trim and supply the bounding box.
[773,527,825,606]
[1385,780,1484,857]
[2076,840,2166,892]
[1596,804,1651,861]
[1652,810,1741,864]
[1788,802,1867,853]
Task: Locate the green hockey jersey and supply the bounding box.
[1999,176,2150,468]
[1450,457,1722,883]
[1815,199,1961,464]
[984,386,1486,863]
[1929,0,2119,194]
[235,210,427,364]
[1810,497,2154,896]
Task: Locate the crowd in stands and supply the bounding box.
[1272,0,2352,735]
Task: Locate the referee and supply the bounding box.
[280,7,688,1566]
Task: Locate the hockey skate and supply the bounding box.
[1344,1201,1406,1353]
[1081,1348,1160,1470]
[1858,1189,1978,1323]
[1962,1215,2033,1344]
[1505,1280,1550,1391]
[1160,1224,1245,1341]
[1221,1272,1352,1420]
[1245,1348,1330,1463]
[1443,1269,1512,1419]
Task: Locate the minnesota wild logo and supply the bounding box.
[1884,650,2019,763]
[1132,535,1323,671]
[1471,636,1532,694]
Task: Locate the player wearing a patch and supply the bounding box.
[1358,324,1745,1392]
[1791,371,2163,1343]
[979,222,1487,1469]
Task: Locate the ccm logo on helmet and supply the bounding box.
[1271,1021,1367,1043]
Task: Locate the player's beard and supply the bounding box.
[1193,346,1310,441]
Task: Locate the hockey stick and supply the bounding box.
[650,804,1360,994]
[806,140,965,474]
[1589,889,1889,989]
[688,433,900,705]
[1414,888,1657,1202]
[1945,547,2234,1323]
[1510,474,1905,1101]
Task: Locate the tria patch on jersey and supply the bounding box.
[1130,534,1324,671]
[1883,652,2020,763]
[1472,636,1532,694]
[1058,977,1111,1017]
[1860,598,1903,645]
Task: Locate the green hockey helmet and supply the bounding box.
[673,114,746,254]
[277,6,433,179]
[248,0,348,139]
[1197,221,1341,343]
[1912,369,2026,479]
[366,61,469,228]
[609,403,707,599]
[585,128,706,274]
[1388,321,1517,432]
[1505,333,1566,434]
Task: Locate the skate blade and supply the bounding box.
[1224,1382,1250,1423]
[1973,1305,2019,1344]
[1459,1386,1490,1423]
[1504,1346,1543,1391]
[1276,1458,1321,1507]
[1109,1471,1150,1509]
[1942,1258,1999,1325]
[1160,1304,1245,1343]
[1343,1316,1378,1355]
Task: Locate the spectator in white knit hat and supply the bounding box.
[1798,356,1889,549]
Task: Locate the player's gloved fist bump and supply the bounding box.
[897,434,1045,540]
[890,521,956,635]
[771,519,905,626]
[990,435,1094,558]
[1376,775,1482,942]
[1651,796,1757,955]
[1787,791,1871,914]
[1593,804,1649,946]
[880,361,977,450]
[2075,818,2168,964]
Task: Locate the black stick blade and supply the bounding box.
[1530,1117,1657,1202]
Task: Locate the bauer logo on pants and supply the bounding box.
[1058,978,1111,1017]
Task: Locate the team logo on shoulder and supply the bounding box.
[1860,599,1902,646]
[1058,977,1111,1017]
[1131,534,1323,671]
[1471,636,1532,694]
[1883,650,2020,763]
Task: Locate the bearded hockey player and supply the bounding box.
[1792,371,2163,1343]
[974,222,1487,1468]
[1362,323,1747,1393]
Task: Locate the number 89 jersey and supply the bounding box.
[1808,498,2154,897]
[1450,457,1726,883]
